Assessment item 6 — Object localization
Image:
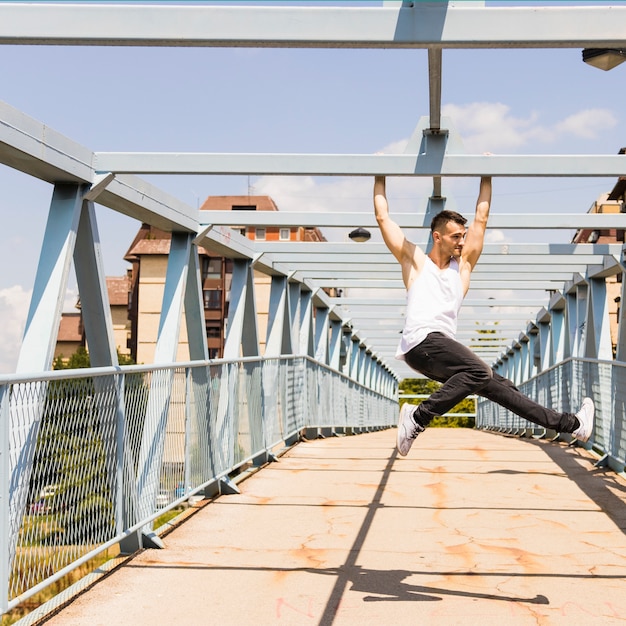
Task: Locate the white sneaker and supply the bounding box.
[572,397,594,442]
[397,403,425,456]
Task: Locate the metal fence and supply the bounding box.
[476,357,626,473]
[0,355,397,614]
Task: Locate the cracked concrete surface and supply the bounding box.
[43,429,626,625]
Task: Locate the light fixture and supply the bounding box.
[348,227,371,243]
[582,48,626,71]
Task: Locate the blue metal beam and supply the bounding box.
[96,153,626,178]
[0,4,625,49]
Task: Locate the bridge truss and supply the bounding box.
[0,1,625,382]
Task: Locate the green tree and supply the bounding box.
[399,378,476,428]
[53,347,135,370]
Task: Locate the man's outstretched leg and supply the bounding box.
[396,332,595,455]
[397,332,492,455]
[479,371,595,441]
[397,394,594,457]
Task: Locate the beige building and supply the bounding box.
[571,189,625,356]
[55,275,132,364]
[54,312,83,362]
[124,195,326,364]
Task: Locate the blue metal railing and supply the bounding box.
[476,357,625,474]
[0,355,397,614]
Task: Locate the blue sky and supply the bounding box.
[1,0,625,371]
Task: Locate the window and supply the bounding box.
[206,322,221,338]
[201,257,222,280]
[203,290,222,310]
[279,228,290,241]
[255,227,266,241]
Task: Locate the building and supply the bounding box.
[124,195,326,363]
[55,275,132,365]
[571,182,625,356]
[54,313,83,362]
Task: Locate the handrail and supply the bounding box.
[0,356,396,614]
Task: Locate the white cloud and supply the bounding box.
[254,174,371,210]
[485,229,513,244]
[442,102,543,152]
[441,102,618,153]
[380,138,409,154]
[0,285,31,374]
[555,108,617,139]
[63,286,79,312]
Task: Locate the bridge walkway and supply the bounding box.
[43,428,626,625]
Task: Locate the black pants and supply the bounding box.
[404,332,578,432]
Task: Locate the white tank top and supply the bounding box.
[396,257,463,360]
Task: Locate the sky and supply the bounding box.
[1,0,625,373]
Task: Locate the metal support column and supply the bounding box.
[224,258,259,359]
[328,319,343,371]
[10,184,85,568]
[133,232,193,550]
[313,304,330,365]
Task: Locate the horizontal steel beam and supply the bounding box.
[97,153,626,177]
[1,4,625,48]
[264,248,616,271]
[295,268,584,278]
[295,272,573,285]
[318,281,572,291]
[200,210,626,230]
[261,253,609,268]
[254,242,624,256]
[348,311,541,322]
[333,297,546,307]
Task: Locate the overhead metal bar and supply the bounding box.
[253,242,624,257]
[294,264,585,280]
[1,3,625,48]
[95,153,626,178]
[253,253,617,268]
[312,280,581,289]
[277,260,590,272]
[336,298,552,307]
[349,311,535,322]
[200,210,626,229]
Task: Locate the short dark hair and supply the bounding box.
[430,209,467,234]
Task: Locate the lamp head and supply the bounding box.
[348,227,371,243]
[582,48,626,71]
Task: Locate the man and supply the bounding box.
[373,175,594,456]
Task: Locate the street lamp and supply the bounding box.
[582,48,626,71]
[348,227,371,243]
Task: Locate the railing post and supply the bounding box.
[184,366,192,498]
[0,383,9,614]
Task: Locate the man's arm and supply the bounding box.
[374,176,416,265]
[461,176,492,271]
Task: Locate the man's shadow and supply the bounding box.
[325,565,549,605]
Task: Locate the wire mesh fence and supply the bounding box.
[475,357,626,473]
[0,355,397,614]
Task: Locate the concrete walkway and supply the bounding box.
[43,429,626,625]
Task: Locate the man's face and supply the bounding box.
[435,221,466,258]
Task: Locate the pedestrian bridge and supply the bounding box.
[2,1,626,621]
[31,428,626,624]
